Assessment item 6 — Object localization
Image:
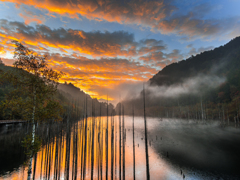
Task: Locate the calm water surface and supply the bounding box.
[1,116,240,180]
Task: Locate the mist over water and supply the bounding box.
[145,118,240,178]
[1,117,240,180]
[146,74,226,98]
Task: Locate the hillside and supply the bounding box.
[121,37,240,121]
[0,64,114,120]
[57,82,115,117]
[149,36,240,88]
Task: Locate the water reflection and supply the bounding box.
[0,123,27,176]
[1,117,240,180]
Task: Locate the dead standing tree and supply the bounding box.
[143,84,150,180]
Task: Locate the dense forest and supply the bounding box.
[121,36,240,122]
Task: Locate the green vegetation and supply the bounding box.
[0,45,114,122]
[0,42,63,122]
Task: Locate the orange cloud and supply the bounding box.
[0,20,178,102]
[46,54,157,101]
[2,0,238,39]
[0,20,138,57]
[0,0,172,30]
[17,6,46,24]
[1,20,183,65]
[0,45,6,55]
[19,13,44,25]
[0,52,157,102]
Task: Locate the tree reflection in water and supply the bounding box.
[1,117,240,180]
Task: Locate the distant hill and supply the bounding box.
[57,82,115,116]
[149,36,240,88]
[58,82,87,97]
[58,82,91,105]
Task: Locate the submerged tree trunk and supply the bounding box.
[132,105,136,180]
[91,100,95,180]
[143,84,150,180]
[201,96,204,121]
[83,95,88,180]
[111,114,114,180]
[122,106,125,180]
[119,103,122,180]
[106,97,109,180]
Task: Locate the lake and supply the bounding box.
[0,116,240,180]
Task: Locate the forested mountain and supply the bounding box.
[150,36,240,88]
[0,63,114,120]
[121,36,240,121]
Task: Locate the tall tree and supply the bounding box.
[5,41,64,179]
[2,41,63,121]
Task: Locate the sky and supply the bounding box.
[0,0,240,104]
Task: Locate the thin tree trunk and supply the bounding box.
[106,97,109,180]
[32,153,37,180]
[91,100,95,180]
[119,103,122,180]
[83,95,88,180]
[65,123,71,180]
[74,123,78,180]
[114,113,117,180]
[122,106,125,180]
[201,96,204,121]
[111,114,114,180]
[143,84,150,180]
[132,105,136,180]
[100,104,103,180]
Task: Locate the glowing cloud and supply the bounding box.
[1,0,240,39]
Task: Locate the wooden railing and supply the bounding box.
[0,120,26,124]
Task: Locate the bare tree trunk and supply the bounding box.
[111,114,114,180]
[222,106,225,125]
[91,100,95,180]
[80,120,84,178]
[74,123,78,180]
[101,123,103,180]
[114,114,117,179]
[65,123,70,180]
[143,84,150,180]
[132,105,136,180]
[119,103,122,180]
[201,96,204,121]
[106,97,109,180]
[83,95,88,180]
[32,154,37,180]
[122,106,125,180]
[100,104,103,180]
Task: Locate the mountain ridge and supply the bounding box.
[120,36,240,120]
[149,36,240,87]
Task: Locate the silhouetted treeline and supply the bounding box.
[150,36,240,87]
[58,82,116,119]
